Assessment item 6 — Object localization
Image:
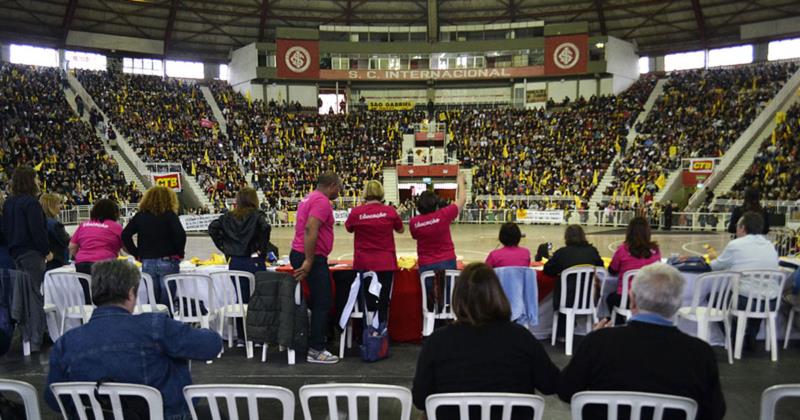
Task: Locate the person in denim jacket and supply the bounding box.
[44,260,222,419]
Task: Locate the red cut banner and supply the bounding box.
[397,165,458,177]
[545,34,589,75]
[276,39,320,79]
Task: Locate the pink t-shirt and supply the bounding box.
[345,203,403,271]
[291,190,334,257]
[485,246,531,268]
[70,220,124,264]
[609,243,662,293]
[409,204,459,267]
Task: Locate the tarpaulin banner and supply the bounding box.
[277,39,320,79]
[368,101,415,111]
[152,172,182,192]
[545,34,589,75]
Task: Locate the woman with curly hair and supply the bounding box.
[122,186,186,305]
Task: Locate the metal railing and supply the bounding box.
[59,204,139,226]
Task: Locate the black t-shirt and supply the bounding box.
[121,211,186,260]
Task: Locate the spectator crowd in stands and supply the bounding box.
[724,102,800,201]
[0,63,139,206]
[606,62,797,199]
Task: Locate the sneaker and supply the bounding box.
[307,349,340,364]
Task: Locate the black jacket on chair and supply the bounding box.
[246,271,308,353]
[543,244,604,309]
[558,321,726,420]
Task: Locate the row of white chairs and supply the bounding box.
[551,267,792,360]
[2,379,798,420]
[41,270,263,360]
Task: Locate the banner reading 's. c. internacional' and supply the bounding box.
[319,66,545,81]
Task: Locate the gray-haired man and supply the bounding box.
[558,263,726,420]
[45,260,222,420]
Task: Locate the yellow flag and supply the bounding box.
[614,135,621,154]
[33,160,44,171]
[191,160,197,176]
[669,145,677,157]
[592,169,598,186]
[245,90,252,105]
[502,144,509,159]
[204,149,211,165]
[488,196,494,209]
[216,166,221,177]
[771,130,777,145]
[655,173,666,190]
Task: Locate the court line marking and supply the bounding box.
[608,239,624,253]
[681,240,710,256]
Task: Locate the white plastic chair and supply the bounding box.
[783,294,799,350]
[760,384,800,420]
[164,273,215,329]
[609,270,639,326]
[50,382,164,420]
[425,393,545,420]
[260,282,301,365]
[0,379,42,420]
[44,271,94,336]
[732,270,787,361]
[183,384,294,420]
[340,271,378,358]
[420,270,460,337]
[134,273,169,314]
[570,391,698,420]
[299,383,412,420]
[209,270,256,358]
[551,266,602,356]
[677,271,739,364]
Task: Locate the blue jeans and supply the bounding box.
[420,259,458,310]
[791,268,800,294]
[228,256,265,338]
[142,259,180,306]
[290,250,331,351]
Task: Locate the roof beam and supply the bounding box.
[690,0,707,45]
[164,0,178,54]
[258,0,269,41]
[594,0,607,35]
[60,0,78,43]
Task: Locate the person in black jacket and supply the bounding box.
[0,193,14,270]
[121,186,186,305]
[209,188,271,342]
[413,263,559,420]
[727,188,769,235]
[543,225,604,337]
[40,193,70,271]
[2,166,49,351]
[559,263,725,420]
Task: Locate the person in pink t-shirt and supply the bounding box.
[410,173,466,302]
[606,217,661,323]
[290,172,341,364]
[69,199,125,301]
[345,180,404,324]
[485,222,531,268]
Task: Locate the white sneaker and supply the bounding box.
[307,349,340,364]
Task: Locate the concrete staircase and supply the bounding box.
[66,73,211,209]
[383,167,399,205]
[200,84,253,191]
[589,77,668,210]
[62,86,146,191]
[710,94,800,203]
[686,66,800,210]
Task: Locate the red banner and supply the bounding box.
[277,39,320,79]
[397,165,458,178]
[152,172,182,192]
[545,34,588,75]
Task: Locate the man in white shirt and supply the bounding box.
[710,211,780,350]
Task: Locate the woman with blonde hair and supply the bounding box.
[344,180,404,324]
[122,186,186,304]
[40,193,70,271]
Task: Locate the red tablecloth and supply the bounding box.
[274,261,550,344]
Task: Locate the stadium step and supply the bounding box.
[383,167,398,206]
[61,84,147,191]
[589,77,668,211]
[200,84,252,189]
[685,65,800,210]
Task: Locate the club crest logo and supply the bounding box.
[553,42,580,69]
[285,46,311,73]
